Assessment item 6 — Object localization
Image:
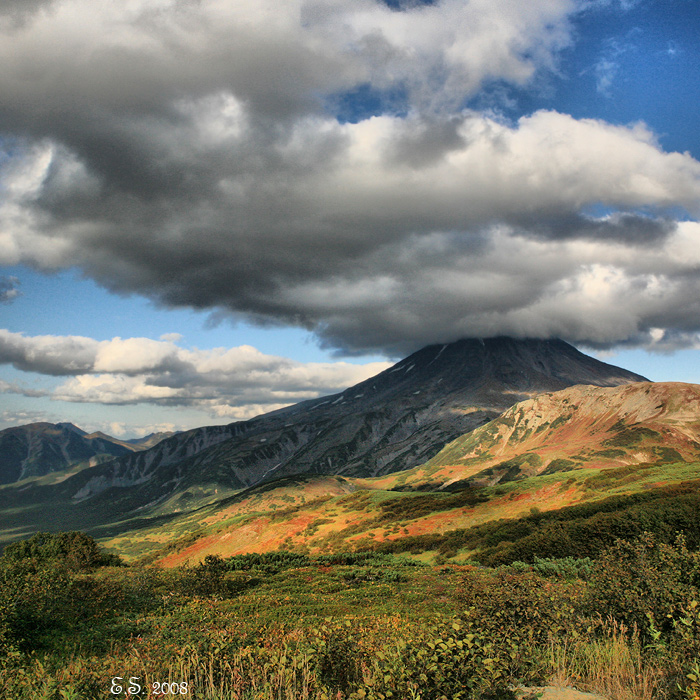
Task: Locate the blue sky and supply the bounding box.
[1,0,699,437]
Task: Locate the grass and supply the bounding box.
[547,620,667,700]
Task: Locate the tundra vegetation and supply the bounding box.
[1,521,700,700]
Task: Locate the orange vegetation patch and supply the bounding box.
[156,505,346,566]
[157,517,272,567]
[399,509,474,537]
[485,484,582,521]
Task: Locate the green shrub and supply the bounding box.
[352,617,523,699]
[341,567,408,584]
[0,558,71,654]
[2,532,121,571]
[588,532,700,646]
[679,659,700,699]
[309,621,367,692]
[531,555,594,580]
[225,550,312,573]
[178,555,259,598]
[501,556,594,580]
[456,568,586,650]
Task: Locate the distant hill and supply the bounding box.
[0,423,174,485]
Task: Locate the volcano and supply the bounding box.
[58,338,646,509]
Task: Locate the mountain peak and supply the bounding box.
[56,422,88,436]
[349,337,647,411]
[398,337,647,381]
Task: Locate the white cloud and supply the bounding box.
[93,337,181,374]
[54,374,184,405]
[0,330,392,414]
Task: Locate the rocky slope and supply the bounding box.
[400,381,700,489]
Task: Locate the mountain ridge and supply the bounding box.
[43,338,646,510]
[376,380,700,491]
[0,422,176,486]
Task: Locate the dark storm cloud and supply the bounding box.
[0,276,20,303]
[1,0,700,357]
[0,0,54,26]
[522,213,677,246]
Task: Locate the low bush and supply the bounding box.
[2,531,122,571]
[588,532,700,648]
[0,558,71,654]
[502,556,594,580]
[456,568,586,649]
[178,555,258,597]
[351,617,525,699]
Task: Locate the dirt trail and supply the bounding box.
[517,687,608,700]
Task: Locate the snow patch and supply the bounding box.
[260,462,284,480]
[427,344,448,366]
